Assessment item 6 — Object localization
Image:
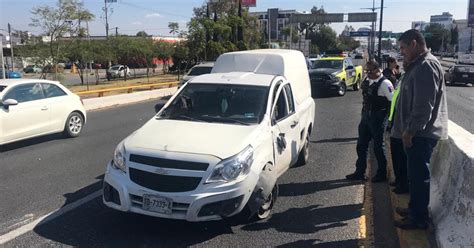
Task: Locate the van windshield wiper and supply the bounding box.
[201,115,251,126]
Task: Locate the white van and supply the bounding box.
[102,49,315,222]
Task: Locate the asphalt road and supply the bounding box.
[1,91,399,247]
[438,59,474,133]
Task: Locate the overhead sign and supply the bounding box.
[348,12,377,22]
[242,0,256,7]
[469,0,474,27]
[350,31,371,37]
[290,13,344,24]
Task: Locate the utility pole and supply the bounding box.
[377,0,384,63]
[8,23,14,71]
[115,27,119,36]
[268,10,271,48]
[361,0,381,59]
[104,0,109,39]
[0,38,5,79]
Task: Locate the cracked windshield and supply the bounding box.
[0,0,472,247]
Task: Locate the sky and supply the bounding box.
[0,0,469,37]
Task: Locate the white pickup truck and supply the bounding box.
[102,49,315,222]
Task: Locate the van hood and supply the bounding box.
[124,118,265,159]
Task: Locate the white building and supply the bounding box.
[250,8,304,41]
[430,12,454,29]
[454,19,472,52]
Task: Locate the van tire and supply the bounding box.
[63,112,84,138]
[296,131,310,166]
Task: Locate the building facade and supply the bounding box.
[430,12,454,29]
[250,8,304,41]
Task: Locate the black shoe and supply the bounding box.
[389,181,397,187]
[371,175,387,183]
[392,187,409,194]
[396,207,411,217]
[394,217,428,230]
[346,172,366,180]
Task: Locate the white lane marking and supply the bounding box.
[0,190,102,245]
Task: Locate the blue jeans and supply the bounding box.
[355,111,387,176]
[404,137,438,224]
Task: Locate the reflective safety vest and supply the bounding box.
[388,76,403,122]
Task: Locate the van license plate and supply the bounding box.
[463,74,469,78]
[143,195,172,214]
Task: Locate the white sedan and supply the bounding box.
[0,79,87,145]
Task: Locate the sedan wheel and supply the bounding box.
[64,112,84,138]
[256,184,278,220]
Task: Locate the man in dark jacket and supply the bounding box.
[383,57,401,87]
[392,29,448,230]
[346,60,394,182]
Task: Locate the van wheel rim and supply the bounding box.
[257,191,274,219]
[69,116,82,134]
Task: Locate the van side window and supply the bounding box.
[274,89,289,122]
[283,84,295,113]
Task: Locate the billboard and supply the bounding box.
[242,0,256,7]
[469,0,474,27]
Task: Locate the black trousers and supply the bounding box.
[355,111,387,176]
[390,137,408,190]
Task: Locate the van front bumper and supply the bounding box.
[102,162,258,222]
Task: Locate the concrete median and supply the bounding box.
[430,120,474,248]
[82,87,177,111]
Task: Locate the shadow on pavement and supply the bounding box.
[0,133,66,153]
[242,203,362,234]
[279,179,364,197]
[277,238,360,247]
[311,137,358,144]
[31,177,234,247]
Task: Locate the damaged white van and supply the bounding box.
[102,49,315,221]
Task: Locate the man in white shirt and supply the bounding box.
[346,60,394,182]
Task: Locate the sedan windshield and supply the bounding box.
[158,83,269,125]
[313,60,343,69]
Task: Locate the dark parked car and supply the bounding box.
[445,65,474,86]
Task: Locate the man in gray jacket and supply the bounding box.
[392,29,448,229]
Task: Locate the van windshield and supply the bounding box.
[158,83,269,125]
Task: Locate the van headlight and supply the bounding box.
[112,142,127,173]
[206,146,254,183]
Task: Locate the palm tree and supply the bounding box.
[168,22,179,38]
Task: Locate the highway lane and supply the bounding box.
[1,91,399,247]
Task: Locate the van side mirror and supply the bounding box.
[2,99,18,110]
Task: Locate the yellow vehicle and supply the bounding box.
[309,57,363,96]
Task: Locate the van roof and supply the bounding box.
[189,72,275,87]
[212,49,311,105]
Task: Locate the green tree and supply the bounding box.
[136,31,149,37]
[425,23,451,51]
[310,25,338,52]
[337,35,360,51]
[298,6,327,39]
[168,22,180,37]
[30,0,94,80]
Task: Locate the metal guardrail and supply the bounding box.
[75,81,178,97]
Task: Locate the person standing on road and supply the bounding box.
[383,57,401,87]
[392,29,448,230]
[387,74,409,195]
[346,60,394,182]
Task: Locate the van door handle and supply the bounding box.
[291,120,299,128]
[41,106,48,111]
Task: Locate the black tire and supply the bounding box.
[295,130,310,166]
[336,81,347,96]
[255,184,278,220]
[63,112,84,138]
[353,76,361,91]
